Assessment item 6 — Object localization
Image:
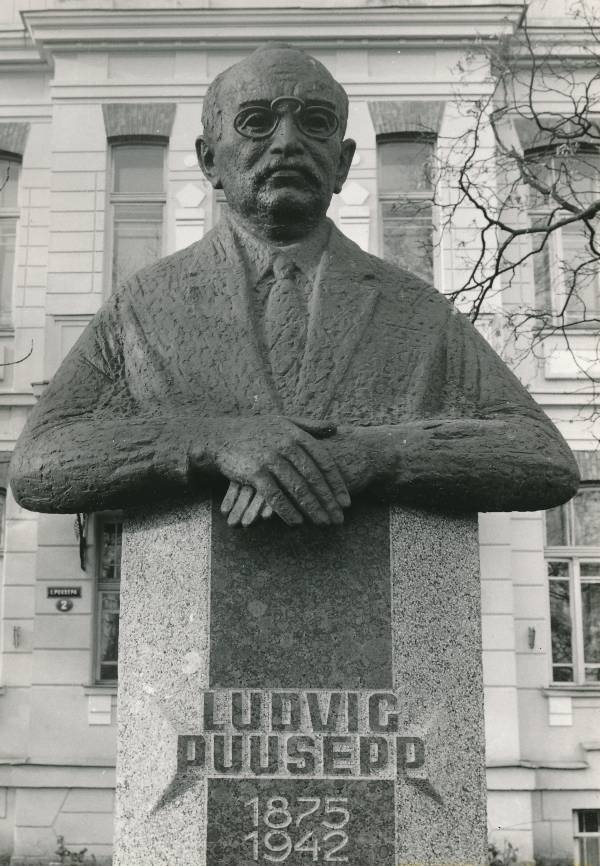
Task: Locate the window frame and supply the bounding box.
[106,138,167,295]
[545,485,600,686]
[94,512,123,685]
[376,132,439,287]
[573,809,600,866]
[0,150,21,330]
[527,144,600,324]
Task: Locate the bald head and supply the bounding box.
[196,41,356,242]
[202,43,349,147]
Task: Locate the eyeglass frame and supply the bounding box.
[233,95,340,142]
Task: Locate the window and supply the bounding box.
[96,517,122,682]
[109,143,165,291]
[545,487,600,684]
[377,136,435,283]
[575,810,600,866]
[528,146,600,322]
[0,152,20,327]
[0,489,5,550]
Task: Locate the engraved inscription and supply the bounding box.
[206,779,396,866]
[243,796,350,862]
[175,689,427,781]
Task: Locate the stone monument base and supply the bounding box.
[114,498,486,865]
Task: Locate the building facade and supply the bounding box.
[0,1,599,863]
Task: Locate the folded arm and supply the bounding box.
[325,414,579,513]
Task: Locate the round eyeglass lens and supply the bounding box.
[298,106,338,139]
[234,107,277,139]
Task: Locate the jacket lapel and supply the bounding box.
[191,222,283,413]
[297,226,380,417]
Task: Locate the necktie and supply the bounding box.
[264,254,307,405]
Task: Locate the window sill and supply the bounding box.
[83,684,118,696]
[532,321,600,336]
[543,685,600,697]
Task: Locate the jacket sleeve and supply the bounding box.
[333,302,580,512]
[9,286,207,514]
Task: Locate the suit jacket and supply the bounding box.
[9,218,579,514]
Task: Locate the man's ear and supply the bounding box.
[196,136,223,190]
[333,138,357,194]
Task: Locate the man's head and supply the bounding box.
[196,43,356,241]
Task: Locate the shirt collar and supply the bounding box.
[225,210,331,282]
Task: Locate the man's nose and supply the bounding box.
[268,113,305,155]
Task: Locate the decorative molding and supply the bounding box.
[514,115,600,153]
[0,121,29,157]
[0,450,11,489]
[102,103,176,141]
[22,6,525,57]
[368,100,445,136]
[88,693,113,726]
[0,32,45,70]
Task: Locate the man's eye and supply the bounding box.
[237,108,274,135]
[301,108,337,137]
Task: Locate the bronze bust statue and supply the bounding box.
[9,43,579,525]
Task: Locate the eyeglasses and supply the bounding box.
[234,96,339,141]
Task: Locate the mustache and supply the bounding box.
[257,161,319,186]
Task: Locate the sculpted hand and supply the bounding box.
[205,416,351,527]
[220,481,274,527]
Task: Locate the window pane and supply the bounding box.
[579,837,600,866]
[581,582,600,664]
[113,145,164,194]
[549,579,572,665]
[581,562,600,577]
[585,667,600,683]
[0,218,16,316]
[547,560,570,577]
[0,158,19,208]
[552,665,574,682]
[378,140,433,194]
[112,202,163,288]
[555,151,600,209]
[579,810,600,834]
[545,506,569,545]
[573,489,600,546]
[98,591,120,681]
[526,158,552,209]
[0,490,5,548]
[533,239,552,312]
[382,200,433,282]
[100,522,122,582]
[560,221,600,321]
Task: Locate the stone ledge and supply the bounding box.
[82,684,118,696]
[542,685,600,699]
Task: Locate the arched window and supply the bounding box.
[377,135,435,284]
[545,485,600,684]
[95,515,122,682]
[0,151,20,327]
[527,145,600,321]
[109,141,166,291]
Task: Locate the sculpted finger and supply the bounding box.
[287,416,337,439]
[241,492,266,527]
[297,439,351,509]
[253,473,303,526]
[261,503,273,519]
[227,485,256,527]
[221,481,241,515]
[286,446,344,524]
[270,457,333,526]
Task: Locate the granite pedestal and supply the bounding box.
[114,499,486,865]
